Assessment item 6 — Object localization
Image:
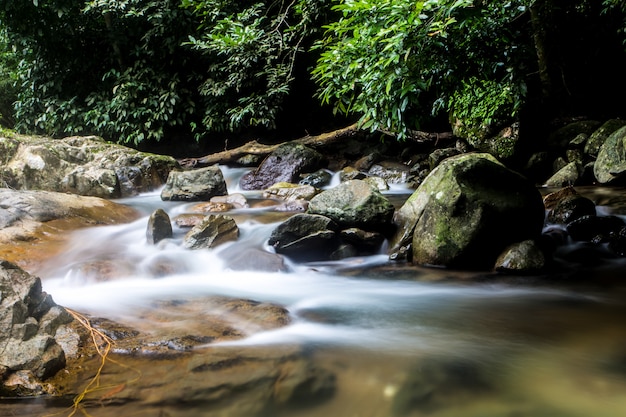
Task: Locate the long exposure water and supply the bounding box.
[5,167,626,417]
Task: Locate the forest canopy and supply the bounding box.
[0,0,625,147]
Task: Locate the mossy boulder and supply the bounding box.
[389,153,544,269]
[594,126,626,184]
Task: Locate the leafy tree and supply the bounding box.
[0,27,18,127]
[312,0,626,140]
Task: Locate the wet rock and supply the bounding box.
[363,176,389,191]
[566,215,626,242]
[0,189,139,270]
[161,165,227,201]
[546,120,602,151]
[494,240,546,273]
[308,179,395,231]
[299,169,332,188]
[190,201,233,213]
[353,152,381,171]
[608,226,626,256]
[390,153,544,269]
[273,200,310,212]
[594,125,626,184]
[0,134,177,197]
[546,192,597,225]
[183,215,239,249]
[339,166,367,182]
[263,182,319,202]
[0,261,72,389]
[210,193,249,209]
[543,186,579,210]
[428,147,460,170]
[172,213,206,228]
[330,243,359,260]
[1,370,57,397]
[146,208,173,244]
[239,143,327,190]
[268,213,339,261]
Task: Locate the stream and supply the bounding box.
[4,167,626,417]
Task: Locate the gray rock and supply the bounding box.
[307,180,394,230]
[299,169,333,188]
[239,143,327,190]
[183,215,239,249]
[161,165,227,201]
[367,161,410,184]
[594,126,626,184]
[389,153,544,269]
[0,261,71,384]
[146,208,173,244]
[0,134,178,197]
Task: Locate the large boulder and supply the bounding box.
[594,125,626,184]
[0,260,72,394]
[239,143,327,190]
[307,180,395,231]
[0,133,178,198]
[584,119,626,157]
[160,165,227,201]
[389,153,545,269]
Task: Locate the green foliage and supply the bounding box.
[312,0,531,139]
[0,28,18,127]
[182,0,330,133]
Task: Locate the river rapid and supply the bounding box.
[5,167,626,417]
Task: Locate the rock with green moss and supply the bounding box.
[584,119,626,157]
[0,133,179,198]
[389,153,544,269]
[594,126,626,184]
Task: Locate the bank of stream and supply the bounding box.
[2,167,626,417]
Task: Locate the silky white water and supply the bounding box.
[11,170,626,417]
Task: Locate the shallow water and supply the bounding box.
[4,170,626,417]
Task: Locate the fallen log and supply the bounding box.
[178,123,453,168]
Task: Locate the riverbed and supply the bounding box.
[3,168,626,417]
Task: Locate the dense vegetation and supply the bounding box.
[0,1,625,149]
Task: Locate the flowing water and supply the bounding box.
[4,168,626,417]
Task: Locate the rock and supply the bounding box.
[190,201,233,213]
[363,176,389,191]
[0,134,178,198]
[161,165,227,201]
[543,186,578,209]
[367,161,410,184]
[546,193,596,225]
[389,153,544,269]
[183,215,239,250]
[339,166,367,182]
[173,213,206,228]
[594,125,626,184]
[584,119,626,157]
[0,261,72,388]
[428,147,461,170]
[268,213,339,261]
[263,182,319,202]
[0,189,139,270]
[608,226,626,256]
[546,120,602,151]
[239,143,327,190]
[210,193,249,209]
[220,248,289,272]
[468,122,522,162]
[544,161,582,187]
[307,180,395,231]
[273,200,310,212]
[494,240,546,273]
[339,228,385,249]
[566,215,626,242]
[146,209,173,244]
[299,169,333,188]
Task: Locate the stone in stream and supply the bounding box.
[182,214,239,249]
[268,213,339,261]
[161,165,227,201]
[239,142,327,190]
[389,153,545,269]
[146,208,173,244]
[494,240,546,273]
